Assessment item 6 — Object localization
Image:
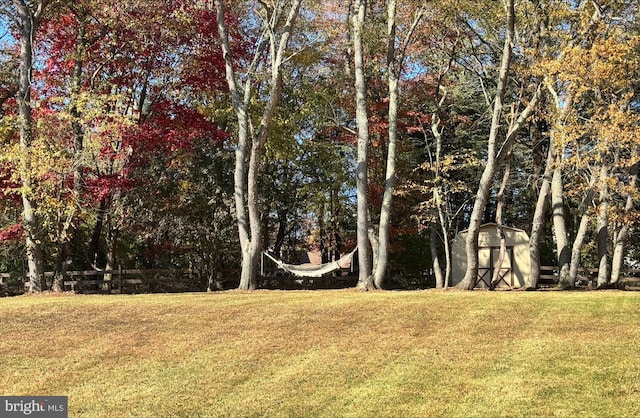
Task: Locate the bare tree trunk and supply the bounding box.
[368,222,379,280]
[372,73,397,289]
[352,0,372,290]
[527,142,554,289]
[569,173,597,284]
[215,0,302,290]
[442,220,452,289]
[569,212,590,284]
[104,216,117,283]
[15,0,45,293]
[430,92,451,288]
[596,165,610,288]
[372,0,397,289]
[490,154,511,290]
[216,0,254,289]
[551,160,572,289]
[611,149,638,285]
[458,0,515,290]
[430,228,444,288]
[52,243,69,292]
[372,0,423,289]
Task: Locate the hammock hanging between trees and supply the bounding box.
[263,247,358,278]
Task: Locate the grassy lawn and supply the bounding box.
[1,290,639,417]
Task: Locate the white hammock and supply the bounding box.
[263,248,357,278]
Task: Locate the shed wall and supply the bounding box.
[451,224,530,288]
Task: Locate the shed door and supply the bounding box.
[476,246,514,288]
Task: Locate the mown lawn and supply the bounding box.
[0,290,639,417]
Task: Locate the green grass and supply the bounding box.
[1,290,639,417]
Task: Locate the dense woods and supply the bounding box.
[0,0,638,292]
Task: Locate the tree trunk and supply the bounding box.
[569,212,590,284]
[215,0,301,290]
[15,0,44,293]
[569,173,597,284]
[373,73,397,289]
[610,149,638,285]
[458,0,515,290]
[527,142,554,289]
[430,228,444,288]
[372,0,401,289]
[595,165,609,288]
[352,0,372,290]
[431,96,451,288]
[551,162,572,289]
[103,209,118,283]
[442,219,452,289]
[51,235,72,292]
[490,154,511,290]
[273,209,288,258]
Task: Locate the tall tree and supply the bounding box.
[533,1,638,288]
[610,146,638,286]
[215,0,303,290]
[370,0,423,289]
[457,0,540,290]
[350,0,373,289]
[5,0,54,292]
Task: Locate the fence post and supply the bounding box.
[118,265,123,293]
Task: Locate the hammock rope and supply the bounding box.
[263,247,358,278]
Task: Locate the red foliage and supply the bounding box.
[122,100,227,168]
[84,175,136,201]
[0,164,21,204]
[0,224,25,243]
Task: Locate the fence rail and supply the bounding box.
[539,266,640,287]
[0,266,358,293]
[1,266,638,293]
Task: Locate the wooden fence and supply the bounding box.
[538,266,640,287]
[0,266,359,294]
[1,266,638,294]
[0,269,205,294]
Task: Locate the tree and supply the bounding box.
[348,0,374,289]
[215,0,303,290]
[0,0,230,290]
[532,1,639,288]
[368,0,424,289]
[457,0,541,290]
[3,0,55,292]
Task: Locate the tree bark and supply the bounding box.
[490,154,511,290]
[371,0,423,289]
[551,160,572,289]
[610,148,638,285]
[14,0,46,293]
[352,0,373,290]
[458,0,515,290]
[527,141,554,289]
[595,165,610,288]
[568,173,597,284]
[569,212,590,284]
[372,0,397,289]
[430,93,451,288]
[430,228,444,288]
[215,0,301,290]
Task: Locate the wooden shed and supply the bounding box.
[451,223,530,288]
